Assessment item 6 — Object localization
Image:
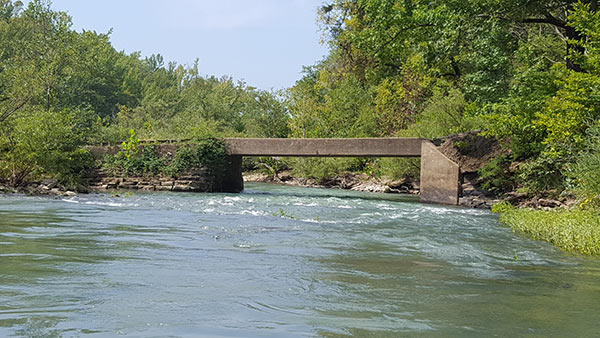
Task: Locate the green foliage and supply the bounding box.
[0,0,292,188]
[164,138,228,179]
[102,129,166,177]
[517,151,567,194]
[3,0,600,195]
[0,108,93,188]
[103,146,165,177]
[569,2,600,73]
[103,137,228,189]
[121,129,139,160]
[495,206,600,256]
[287,0,600,192]
[252,157,287,179]
[368,158,420,180]
[490,201,514,214]
[478,156,515,194]
[569,124,600,204]
[286,157,362,184]
[374,55,433,135]
[408,85,480,139]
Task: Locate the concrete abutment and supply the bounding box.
[419,140,460,205]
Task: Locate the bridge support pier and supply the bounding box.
[219,155,244,193]
[420,140,460,205]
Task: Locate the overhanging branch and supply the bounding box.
[0,100,27,123]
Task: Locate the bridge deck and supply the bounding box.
[223,138,423,157]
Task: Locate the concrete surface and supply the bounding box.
[219,155,244,193]
[224,138,422,157]
[420,140,460,205]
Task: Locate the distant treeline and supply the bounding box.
[0,0,289,187]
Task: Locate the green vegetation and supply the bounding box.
[493,202,600,255]
[103,132,227,189]
[288,0,600,198]
[164,138,228,180]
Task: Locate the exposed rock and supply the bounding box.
[459,196,500,209]
[504,192,528,204]
[40,179,59,189]
[350,183,390,193]
[538,198,564,208]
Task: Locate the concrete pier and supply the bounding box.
[219,155,244,193]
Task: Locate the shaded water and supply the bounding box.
[1,182,599,337]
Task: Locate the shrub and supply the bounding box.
[286,157,360,184]
[103,146,165,177]
[478,155,515,194]
[103,135,228,188]
[569,124,600,205]
[369,157,420,180]
[0,109,93,188]
[517,151,567,195]
[163,138,228,181]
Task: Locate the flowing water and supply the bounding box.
[1,182,599,337]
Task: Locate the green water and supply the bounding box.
[1,182,599,337]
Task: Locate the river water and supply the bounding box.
[1,182,599,337]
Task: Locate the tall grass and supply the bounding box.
[493,202,600,255]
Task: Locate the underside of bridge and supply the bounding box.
[222,138,460,205]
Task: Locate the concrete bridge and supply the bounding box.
[89,138,460,205]
[221,138,460,205]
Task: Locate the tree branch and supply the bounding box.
[522,12,566,28]
[0,100,28,123]
[377,23,434,55]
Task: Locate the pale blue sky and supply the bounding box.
[47,0,329,90]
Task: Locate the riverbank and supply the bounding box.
[0,179,80,197]
[493,202,600,255]
[244,171,420,194]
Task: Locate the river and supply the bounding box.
[1,182,599,337]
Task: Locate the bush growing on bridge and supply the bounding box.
[103,134,228,187]
[163,138,228,179]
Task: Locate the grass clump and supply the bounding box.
[492,202,600,255]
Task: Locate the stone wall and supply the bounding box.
[85,169,213,192]
[84,144,242,193]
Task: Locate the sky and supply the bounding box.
[46,0,329,91]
